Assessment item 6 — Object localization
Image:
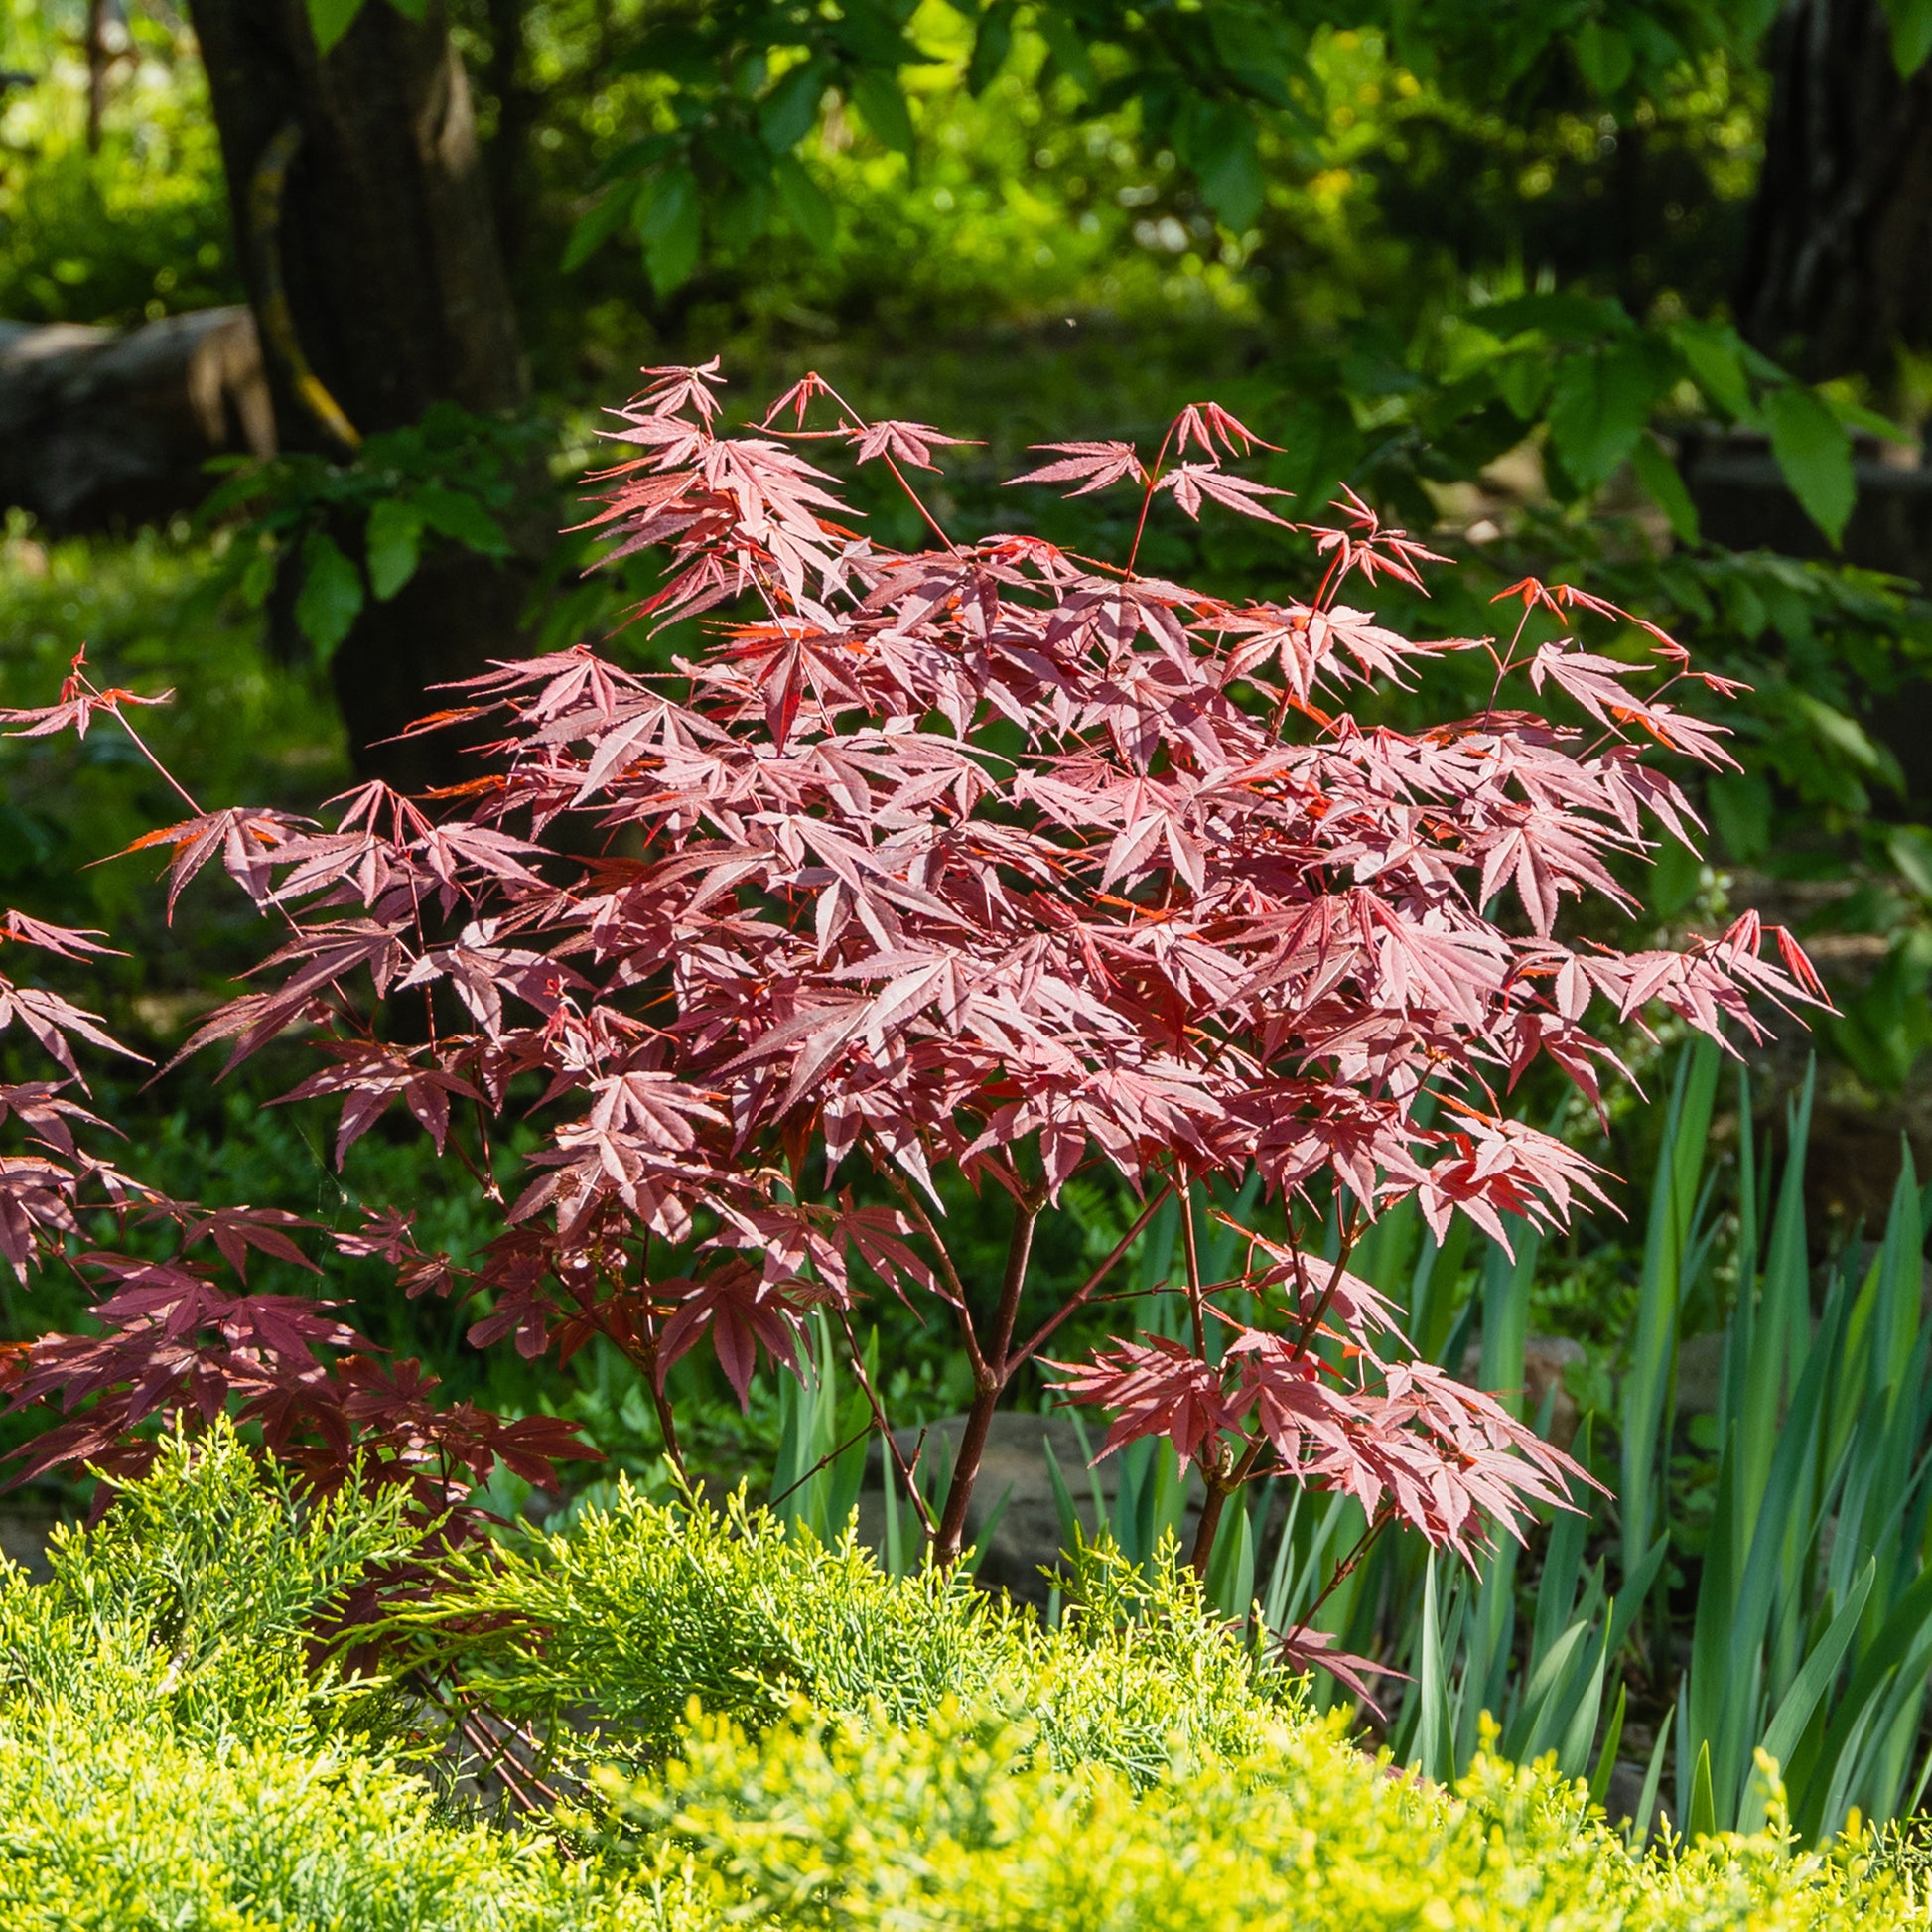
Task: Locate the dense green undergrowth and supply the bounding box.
[0,1424,1922,1930]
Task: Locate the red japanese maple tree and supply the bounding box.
[0,362,1819,1659]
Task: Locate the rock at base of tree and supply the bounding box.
[0,306,273,535]
[1674,1330,1728,1419]
[0,1505,57,1586]
[1603,1752,1669,1841]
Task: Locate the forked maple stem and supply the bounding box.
[1125,420,1180,574]
[1288,1211,1362,1365]
[1005,1179,1176,1374]
[635,1332,688,1484]
[934,1191,1040,1566]
[808,376,961,557]
[99,695,205,819]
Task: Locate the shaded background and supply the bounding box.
[4,0,1932,1489]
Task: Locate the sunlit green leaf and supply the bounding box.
[967,1,1017,94]
[634,166,702,295]
[772,155,837,254]
[1190,106,1264,232]
[1890,826,1932,899]
[851,71,916,158]
[1763,385,1856,544]
[710,179,772,252]
[1572,22,1634,93]
[1547,337,1675,490]
[293,530,363,656]
[1035,6,1097,93]
[364,498,423,603]
[411,483,509,557]
[1671,319,1756,423]
[1631,431,1700,544]
[1885,0,1932,75]
[830,0,915,67]
[562,187,632,274]
[306,0,368,55]
[759,59,832,152]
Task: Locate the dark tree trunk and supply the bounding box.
[483,0,538,284]
[1738,0,1932,383]
[191,0,538,790]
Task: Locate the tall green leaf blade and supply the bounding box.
[1557,1627,1610,1781]
[1622,1041,1718,1585]
[1629,1704,1673,1847]
[1740,1063,1814,1526]
[1743,1560,1876,1832]
[1502,1618,1591,1764]
[1532,1416,1591,1672]
[1589,1681,1627,1810]
[1477,1226,1537,1421]
[1688,1739,1717,1840]
[1410,1554,1450,1783]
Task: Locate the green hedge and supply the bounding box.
[0,1428,1920,1930]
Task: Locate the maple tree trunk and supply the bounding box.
[933,1198,1040,1567]
[1737,0,1932,381]
[191,0,537,788]
[1188,1477,1229,1577]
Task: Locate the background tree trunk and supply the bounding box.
[1737,0,1932,384]
[190,0,538,789]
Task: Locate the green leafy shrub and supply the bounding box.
[0,1422,418,1750]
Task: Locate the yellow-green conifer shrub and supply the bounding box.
[0,1431,1920,1930]
[609,1703,1919,1932]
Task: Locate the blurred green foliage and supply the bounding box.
[0,3,236,326]
[3,0,1932,1497]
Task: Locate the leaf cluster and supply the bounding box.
[0,361,1830,1687]
[194,402,537,662]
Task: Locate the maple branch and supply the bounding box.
[1480,601,1537,729]
[640,1342,688,1481]
[874,1162,985,1382]
[1296,1501,1393,1631]
[1007,1179,1177,1374]
[1125,421,1178,575]
[813,379,960,556]
[836,1308,936,1541]
[879,450,961,556]
[933,1185,1042,1566]
[631,1238,689,1482]
[1188,1431,1274,1578]
[767,1421,872,1511]
[1189,1446,1233,1579]
[1287,1209,1363,1367]
[1178,1174,1206,1356]
[89,687,204,819]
